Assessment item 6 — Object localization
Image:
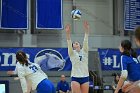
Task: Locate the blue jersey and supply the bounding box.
[121,55,140,81]
[57,81,69,92]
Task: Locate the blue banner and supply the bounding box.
[0,48,71,71]
[1,0,28,29]
[124,0,140,31]
[98,49,121,70]
[36,0,63,29]
[98,49,140,70]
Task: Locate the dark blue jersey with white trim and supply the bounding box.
[121,55,140,81]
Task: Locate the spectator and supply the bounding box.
[112,74,120,92]
[57,75,70,93]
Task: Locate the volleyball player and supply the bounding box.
[65,21,89,93]
[7,62,32,93]
[118,26,140,93]
[115,40,140,93]
[12,51,55,93]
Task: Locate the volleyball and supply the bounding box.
[71,9,82,20]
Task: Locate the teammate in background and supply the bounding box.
[8,51,55,93]
[65,21,89,93]
[112,73,120,92]
[115,40,140,93]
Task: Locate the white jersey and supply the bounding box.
[14,62,32,93]
[70,49,89,77]
[67,34,89,77]
[16,62,48,93]
[14,62,20,74]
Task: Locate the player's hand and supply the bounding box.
[114,89,118,93]
[122,83,135,93]
[14,77,20,80]
[7,71,14,75]
[83,20,89,34]
[65,24,71,34]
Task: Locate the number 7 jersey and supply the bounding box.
[70,49,89,77]
[67,34,89,77]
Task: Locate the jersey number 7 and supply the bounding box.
[79,56,82,61]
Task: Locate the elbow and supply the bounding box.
[121,70,128,79]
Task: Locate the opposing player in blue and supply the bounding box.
[65,21,89,93]
[115,40,140,93]
[14,51,55,93]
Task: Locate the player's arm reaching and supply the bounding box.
[7,66,32,93]
[83,21,89,53]
[65,24,74,56]
[17,66,29,93]
[7,63,19,75]
[115,56,128,93]
[7,64,20,80]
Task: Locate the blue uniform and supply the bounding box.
[121,55,140,81]
[57,81,69,92]
[71,76,89,85]
[37,79,55,93]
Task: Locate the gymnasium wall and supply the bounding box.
[0,0,132,49]
[0,0,132,93]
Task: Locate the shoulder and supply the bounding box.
[121,55,134,64]
[121,55,128,58]
[16,63,24,68]
[121,55,128,65]
[30,62,38,66]
[16,62,20,65]
[16,64,26,74]
[30,62,36,65]
[32,62,40,67]
[121,55,130,61]
[81,48,88,53]
[16,62,22,67]
[70,50,76,56]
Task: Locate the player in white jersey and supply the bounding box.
[7,62,32,93]
[9,51,55,93]
[65,21,89,93]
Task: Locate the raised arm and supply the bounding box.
[65,24,73,56]
[83,21,89,53]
